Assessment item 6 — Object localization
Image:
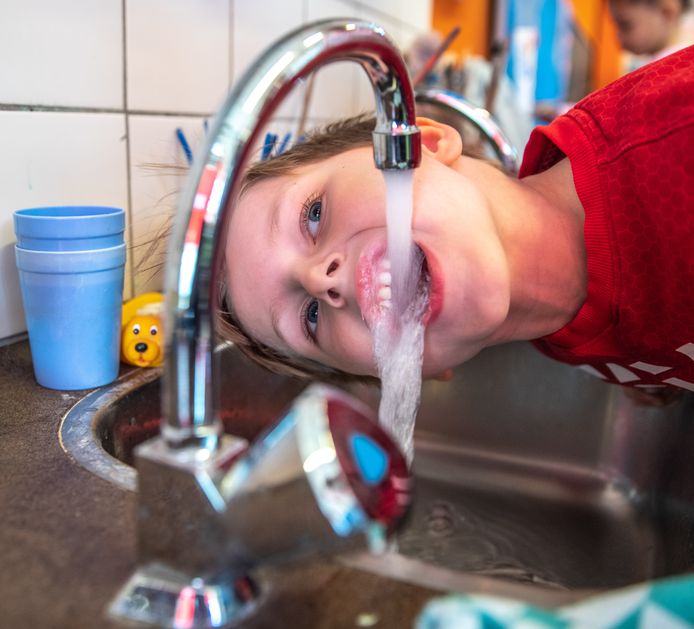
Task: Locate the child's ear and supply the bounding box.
[416,116,463,166]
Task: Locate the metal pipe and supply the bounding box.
[415,88,518,174]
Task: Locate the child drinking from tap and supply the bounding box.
[220,45,694,392]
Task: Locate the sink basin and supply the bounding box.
[60,340,694,607]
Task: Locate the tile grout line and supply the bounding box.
[122,0,135,299]
[0,104,212,118]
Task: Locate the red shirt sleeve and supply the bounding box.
[519,46,694,389]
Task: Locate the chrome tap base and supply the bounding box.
[109,434,252,627]
[108,562,258,628]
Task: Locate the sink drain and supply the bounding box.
[425,502,456,537]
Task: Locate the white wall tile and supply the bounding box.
[232,0,305,120]
[0,0,123,108]
[400,1,432,30]
[357,0,432,30]
[0,0,432,341]
[399,23,427,58]
[128,115,208,295]
[126,0,230,114]
[305,0,362,121]
[0,111,128,339]
[302,2,426,121]
[232,0,304,82]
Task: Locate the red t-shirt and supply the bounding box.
[519,46,694,391]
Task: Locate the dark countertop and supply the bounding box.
[0,340,439,629]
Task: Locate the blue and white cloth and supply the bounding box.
[417,574,694,628]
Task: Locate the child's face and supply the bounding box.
[609,1,676,55]
[225,139,509,380]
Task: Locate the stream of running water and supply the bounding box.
[373,169,429,464]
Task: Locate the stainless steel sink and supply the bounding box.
[60,340,694,607]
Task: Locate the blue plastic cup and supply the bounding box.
[15,244,126,390]
[13,206,125,251]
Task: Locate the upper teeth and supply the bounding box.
[378,261,392,309]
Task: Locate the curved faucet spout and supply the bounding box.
[415,89,518,174]
[162,19,421,451]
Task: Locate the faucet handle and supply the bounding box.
[222,384,412,566]
[298,384,412,545]
[110,385,412,629]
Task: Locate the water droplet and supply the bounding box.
[356,612,379,627]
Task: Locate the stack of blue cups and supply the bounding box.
[13,206,126,390]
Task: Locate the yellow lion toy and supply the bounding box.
[120,292,164,367]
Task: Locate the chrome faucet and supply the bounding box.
[415,89,519,174]
[161,18,420,452]
[109,19,419,628]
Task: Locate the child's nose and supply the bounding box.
[302,255,346,307]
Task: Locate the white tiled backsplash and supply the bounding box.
[0,0,431,341]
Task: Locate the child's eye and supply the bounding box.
[301,195,322,241]
[302,298,319,341]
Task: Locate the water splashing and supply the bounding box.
[373,170,428,464]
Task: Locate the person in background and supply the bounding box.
[609,0,693,67]
[536,0,692,122]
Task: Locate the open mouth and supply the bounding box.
[417,252,432,319]
[416,243,442,326]
[400,244,431,317]
[357,243,439,328]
